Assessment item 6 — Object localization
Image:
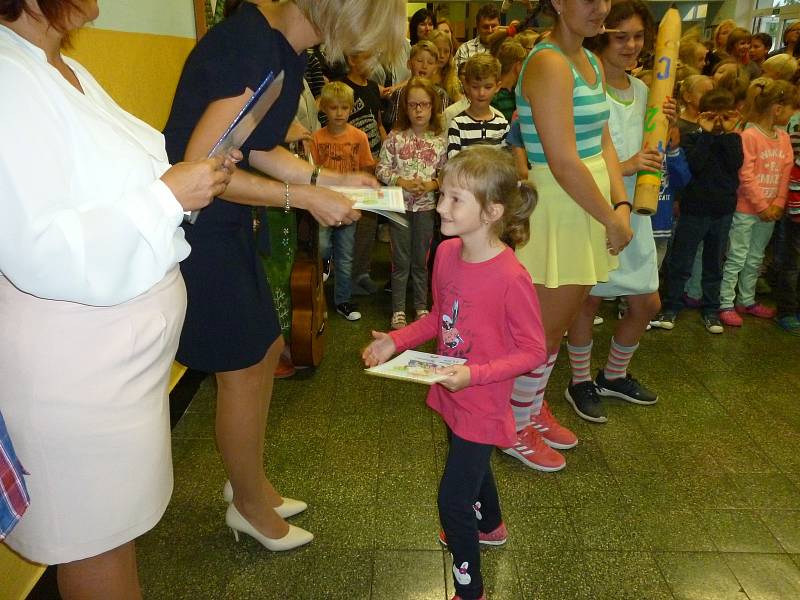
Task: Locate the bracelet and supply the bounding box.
[613,200,633,211]
[283,182,291,213]
[310,165,321,186]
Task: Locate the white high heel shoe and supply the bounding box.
[225,503,313,551]
[223,480,307,518]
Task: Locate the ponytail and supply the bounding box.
[744,77,795,122]
[502,181,537,248]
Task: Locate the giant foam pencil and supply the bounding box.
[633,6,681,215]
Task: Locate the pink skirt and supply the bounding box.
[0,268,186,564]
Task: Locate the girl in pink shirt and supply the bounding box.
[363,146,545,600]
[719,78,795,326]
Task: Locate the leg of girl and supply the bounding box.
[505,285,588,470]
[389,215,412,329]
[439,430,499,600]
[594,292,660,404]
[410,210,435,317]
[565,295,606,422]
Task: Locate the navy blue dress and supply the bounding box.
[164,2,306,372]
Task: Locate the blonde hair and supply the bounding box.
[428,30,461,102]
[763,54,799,82]
[679,38,707,72]
[713,19,737,50]
[744,77,796,121]
[679,74,713,107]
[394,77,443,135]
[497,40,527,75]
[463,53,501,84]
[319,81,354,109]
[515,30,537,51]
[440,146,537,247]
[294,0,406,68]
[410,39,439,61]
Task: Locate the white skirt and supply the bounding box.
[0,268,186,564]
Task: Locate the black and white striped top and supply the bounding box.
[446,110,509,158]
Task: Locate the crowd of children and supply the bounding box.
[280,4,800,599]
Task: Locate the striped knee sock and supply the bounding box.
[531,351,558,417]
[567,342,593,385]
[510,351,558,430]
[604,337,638,380]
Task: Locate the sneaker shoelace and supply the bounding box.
[532,401,557,432]
[520,426,549,453]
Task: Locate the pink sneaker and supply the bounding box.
[439,522,508,547]
[736,303,777,319]
[682,293,701,308]
[501,425,566,472]
[530,400,578,450]
[719,309,743,327]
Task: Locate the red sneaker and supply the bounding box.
[530,400,578,450]
[438,522,508,547]
[274,354,296,379]
[501,426,566,472]
[719,309,743,327]
[736,303,777,319]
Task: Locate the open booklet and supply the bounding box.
[365,350,467,385]
[327,186,409,227]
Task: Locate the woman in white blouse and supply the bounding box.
[0,1,235,597]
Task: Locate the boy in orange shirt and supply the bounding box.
[311,82,375,321]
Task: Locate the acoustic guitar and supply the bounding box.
[290,210,327,366]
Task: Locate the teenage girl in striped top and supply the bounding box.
[501,0,633,472]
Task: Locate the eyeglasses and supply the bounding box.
[407,101,432,110]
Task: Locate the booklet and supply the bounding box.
[327,186,408,227]
[365,350,467,385]
[185,70,286,224]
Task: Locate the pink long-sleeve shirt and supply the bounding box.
[389,239,547,447]
[736,125,793,214]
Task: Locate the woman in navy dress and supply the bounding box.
[164,0,406,550]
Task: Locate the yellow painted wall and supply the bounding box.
[65,28,195,131]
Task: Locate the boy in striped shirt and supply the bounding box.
[446,54,509,158]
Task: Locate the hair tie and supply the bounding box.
[517,180,522,189]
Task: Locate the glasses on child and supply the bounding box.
[407,101,432,111]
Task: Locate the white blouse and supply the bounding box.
[0,25,189,306]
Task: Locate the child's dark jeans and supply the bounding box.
[663,212,734,317]
[439,429,501,600]
[776,218,800,318]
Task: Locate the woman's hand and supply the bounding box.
[435,365,471,392]
[161,152,240,211]
[306,187,361,227]
[605,209,634,255]
[362,331,397,366]
[620,148,663,177]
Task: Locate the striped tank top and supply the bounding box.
[515,42,610,164]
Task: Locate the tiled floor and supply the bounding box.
[138,253,800,599]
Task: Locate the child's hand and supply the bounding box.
[435,365,471,392]
[662,96,678,126]
[667,124,681,150]
[621,148,663,176]
[362,331,397,367]
[760,205,783,221]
